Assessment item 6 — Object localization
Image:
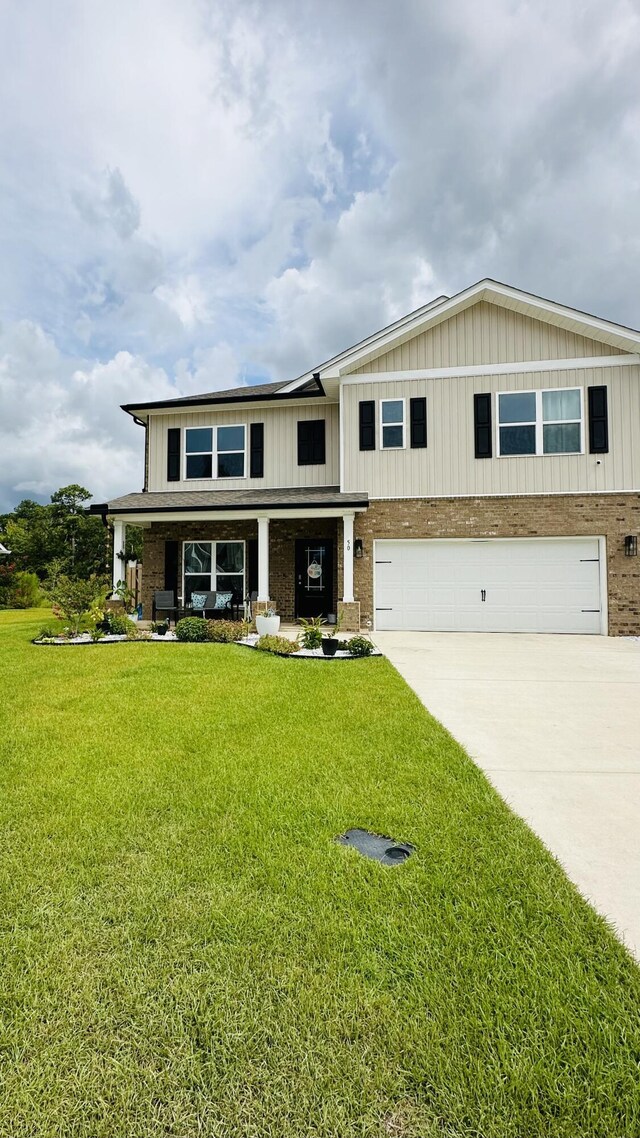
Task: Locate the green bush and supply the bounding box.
[346,635,374,657]
[297,615,324,650]
[46,574,109,636]
[37,624,62,641]
[175,616,209,642]
[105,613,138,637]
[9,571,42,609]
[206,619,247,643]
[255,634,299,656]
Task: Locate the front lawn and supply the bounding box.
[0,609,638,1137]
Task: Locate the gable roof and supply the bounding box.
[122,279,640,420]
[304,280,640,380]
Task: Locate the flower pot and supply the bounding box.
[321,638,339,656]
[256,614,280,637]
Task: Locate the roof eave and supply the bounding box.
[104,497,368,515]
[121,387,326,419]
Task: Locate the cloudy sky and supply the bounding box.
[1,0,639,509]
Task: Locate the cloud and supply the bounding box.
[0,321,183,510]
[1,0,640,508]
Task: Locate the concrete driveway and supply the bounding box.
[373,631,640,960]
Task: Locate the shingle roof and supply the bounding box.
[96,486,369,515]
[161,380,289,404]
[121,378,321,415]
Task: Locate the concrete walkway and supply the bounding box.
[373,631,640,960]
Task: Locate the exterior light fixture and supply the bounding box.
[624,535,637,557]
[354,538,364,559]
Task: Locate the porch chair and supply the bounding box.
[152,590,179,624]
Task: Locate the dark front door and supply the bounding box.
[295,538,334,618]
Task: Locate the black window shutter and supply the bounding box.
[247,538,258,596]
[410,397,427,448]
[474,393,492,459]
[250,423,264,477]
[164,540,179,595]
[297,421,311,465]
[588,386,609,453]
[359,400,375,451]
[297,420,325,465]
[167,427,181,481]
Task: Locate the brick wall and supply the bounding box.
[353,494,640,636]
[142,517,339,622]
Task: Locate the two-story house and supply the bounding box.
[95,279,640,635]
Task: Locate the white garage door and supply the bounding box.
[374,538,604,634]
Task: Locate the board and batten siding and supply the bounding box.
[148,401,339,492]
[346,302,624,374]
[342,366,640,498]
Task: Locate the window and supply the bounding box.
[185,425,246,479]
[297,419,326,465]
[183,541,245,603]
[380,399,405,449]
[497,388,582,456]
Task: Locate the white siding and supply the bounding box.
[343,366,640,497]
[148,401,339,492]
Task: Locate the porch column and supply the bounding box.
[112,520,125,591]
[257,516,270,602]
[342,513,354,603]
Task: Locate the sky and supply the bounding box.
[1,0,639,510]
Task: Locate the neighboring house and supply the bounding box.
[94,279,640,635]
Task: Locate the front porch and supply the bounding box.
[110,496,366,631]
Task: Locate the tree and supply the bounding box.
[0,485,109,581]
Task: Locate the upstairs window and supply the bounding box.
[497,389,582,456]
[380,399,405,449]
[185,425,246,479]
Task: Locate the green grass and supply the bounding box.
[0,608,638,1137]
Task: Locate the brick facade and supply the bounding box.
[142,517,339,623]
[141,494,640,635]
[353,494,640,636]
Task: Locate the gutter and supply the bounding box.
[121,388,325,418]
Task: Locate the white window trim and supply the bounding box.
[379,397,406,450]
[496,388,584,458]
[182,539,246,602]
[184,424,247,480]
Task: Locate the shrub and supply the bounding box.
[9,571,42,609]
[105,612,138,637]
[347,635,374,657]
[37,624,61,641]
[255,634,299,656]
[45,574,109,636]
[175,616,209,642]
[297,616,324,650]
[206,619,247,643]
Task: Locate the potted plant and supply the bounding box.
[321,610,343,656]
[151,619,169,637]
[255,605,280,637]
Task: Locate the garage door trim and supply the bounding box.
[373,536,608,635]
